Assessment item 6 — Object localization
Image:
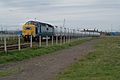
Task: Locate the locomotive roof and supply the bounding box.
[27,21,54,28]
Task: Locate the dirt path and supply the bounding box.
[0,39,100,80]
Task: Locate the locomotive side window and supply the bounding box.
[47,25,54,32]
[35,23,40,34]
[41,24,47,32]
[37,23,41,33]
[46,28,49,31]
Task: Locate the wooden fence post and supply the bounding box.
[56,35,58,45]
[63,35,65,44]
[18,36,21,51]
[39,36,42,47]
[4,36,7,52]
[52,35,54,46]
[46,36,48,46]
[60,35,62,45]
[30,35,32,48]
[60,27,62,45]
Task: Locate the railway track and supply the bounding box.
[0,43,30,51]
[0,40,56,52]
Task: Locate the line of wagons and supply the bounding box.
[22,21,100,41]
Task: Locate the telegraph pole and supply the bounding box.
[63,19,66,44]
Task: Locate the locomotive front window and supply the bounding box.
[26,22,31,25]
[26,21,36,25]
[25,27,32,30]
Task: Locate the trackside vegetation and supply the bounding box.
[0,68,21,77]
[0,38,92,64]
[57,37,120,80]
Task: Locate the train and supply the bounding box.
[22,20,100,41]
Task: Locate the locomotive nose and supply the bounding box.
[26,31,32,35]
[23,24,36,38]
[23,26,33,35]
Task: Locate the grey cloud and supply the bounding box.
[0,0,120,31]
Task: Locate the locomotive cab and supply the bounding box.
[22,21,37,41]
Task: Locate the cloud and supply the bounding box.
[0,0,120,31]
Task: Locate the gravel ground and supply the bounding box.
[0,39,100,80]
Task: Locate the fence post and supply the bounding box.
[60,27,62,45]
[8,37,9,41]
[56,35,58,45]
[63,35,65,44]
[52,35,54,46]
[60,35,62,45]
[46,36,48,46]
[63,28,66,44]
[65,31,68,43]
[68,33,70,43]
[82,31,87,38]
[4,36,7,52]
[68,28,70,43]
[30,35,32,48]
[39,36,42,47]
[18,36,21,51]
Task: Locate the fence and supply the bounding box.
[0,33,90,53]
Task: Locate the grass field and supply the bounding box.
[0,38,92,64]
[57,37,120,80]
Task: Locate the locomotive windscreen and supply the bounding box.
[25,21,37,25]
[25,27,32,30]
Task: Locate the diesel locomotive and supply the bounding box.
[22,21,54,41]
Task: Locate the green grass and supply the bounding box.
[57,37,120,80]
[0,38,92,64]
[0,37,25,46]
[0,68,21,77]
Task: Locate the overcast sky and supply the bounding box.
[0,0,120,31]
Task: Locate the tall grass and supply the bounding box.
[57,37,120,80]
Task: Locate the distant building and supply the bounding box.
[110,32,120,36]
